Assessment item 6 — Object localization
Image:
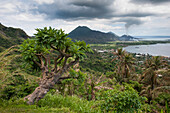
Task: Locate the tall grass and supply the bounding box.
[0,98,73,113]
[0,93,101,113]
[37,93,101,113]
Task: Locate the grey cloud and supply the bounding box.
[119,12,155,17]
[32,0,115,20]
[31,0,155,20]
[71,0,112,8]
[131,0,170,4]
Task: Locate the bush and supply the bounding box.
[37,91,101,113]
[100,83,146,113]
[0,74,38,100]
[0,98,73,113]
[155,93,170,106]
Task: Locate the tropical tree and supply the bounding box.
[19,27,92,104]
[123,53,136,78]
[141,56,167,90]
[140,56,168,103]
[113,48,136,83]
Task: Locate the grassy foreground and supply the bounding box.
[0,93,101,113]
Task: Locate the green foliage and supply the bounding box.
[57,69,88,97]
[165,101,170,113]
[100,83,146,112]
[155,93,170,106]
[129,80,143,92]
[80,51,115,73]
[113,48,136,83]
[19,27,93,69]
[19,38,49,70]
[34,27,92,56]
[0,23,29,52]
[68,69,88,96]
[37,92,100,113]
[0,98,75,113]
[0,46,39,100]
[0,74,38,100]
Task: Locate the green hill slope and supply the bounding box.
[0,23,29,52]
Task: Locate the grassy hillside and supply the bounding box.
[0,23,29,52]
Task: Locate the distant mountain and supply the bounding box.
[68,26,119,44]
[119,35,138,41]
[0,23,29,52]
[107,31,118,36]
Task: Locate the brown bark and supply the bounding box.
[24,76,55,104]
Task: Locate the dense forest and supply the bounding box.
[0,26,170,113]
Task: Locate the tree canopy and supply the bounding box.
[20,27,93,71]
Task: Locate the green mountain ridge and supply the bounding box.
[0,23,30,52]
[68,26,120,44]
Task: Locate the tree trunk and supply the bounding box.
[24,75,55,104]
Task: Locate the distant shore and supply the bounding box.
[123,43,170,58]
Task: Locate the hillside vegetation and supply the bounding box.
[0,23,29,52]
[0,26,169,113]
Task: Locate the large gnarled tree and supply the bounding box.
[20,27,92,104]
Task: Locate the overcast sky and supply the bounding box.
[0,0,170,36]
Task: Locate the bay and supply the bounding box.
[123,43,170,57]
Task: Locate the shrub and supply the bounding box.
[0,74,38,100]
[155,93,170,106]
[37,91,101,113]
[100,83,146,113]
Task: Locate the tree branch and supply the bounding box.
[47,53,51,67]
[59,76,78,80]
[35,54,48,67]
[53,58,79,82]
[55,76,79,84]
[62,57,68,69]
[36,54,44,68]
[64,58,79,73]
[41,54,48,66]
[51,45,72,57]
[53,55,64,72]
[32,59,41,67]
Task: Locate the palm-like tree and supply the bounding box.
[113,48,136,83]
[140,56,168,104]
[123,54,136,78]
[142,56,167,90]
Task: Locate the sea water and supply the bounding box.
[123,43,170,57]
